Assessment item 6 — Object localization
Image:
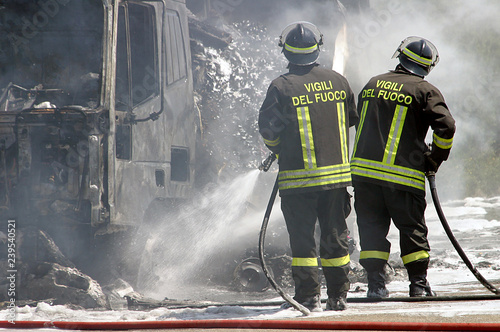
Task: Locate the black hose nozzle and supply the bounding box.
[258,153,276,172]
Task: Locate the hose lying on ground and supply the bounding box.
[427,172,500,295]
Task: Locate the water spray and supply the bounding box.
[427,172,500,295]
[257,153,311,316]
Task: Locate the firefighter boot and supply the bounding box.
[406,258,436,297]
[367,270,389,298]
[326,291,347,311]
[409,274,436,297]
[300,294,323,312]
[280,294,322,312]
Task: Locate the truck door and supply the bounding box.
[111,0,195,226]
[113,1,166,224]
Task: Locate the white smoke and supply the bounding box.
[342,0,500,199]
[196,0,500,198]
[332,23,349,75]
[248,0,499,198]
[130,0,500,303]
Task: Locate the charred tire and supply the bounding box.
[233,257,271,292]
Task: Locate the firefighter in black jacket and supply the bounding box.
[351,37,456,298]
[258,22,358,311]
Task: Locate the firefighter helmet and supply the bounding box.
[279,22,323,66]
[392,36,439,77]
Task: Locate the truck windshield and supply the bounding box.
[0,0,104,111]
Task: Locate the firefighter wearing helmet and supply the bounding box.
[351,37,456,298]
[258,22,359,311]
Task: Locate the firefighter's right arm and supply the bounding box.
[258,85,285,154]
[424,87,456,169]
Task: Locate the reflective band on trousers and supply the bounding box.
[292,257,318,267]
[321,254,350,267]
[359,250,390,261]
[292,256,351,267]
[351,157,425,191]
[433,133,453,149]
[402,250,430,265]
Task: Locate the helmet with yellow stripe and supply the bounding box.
[279,22,323,66]
[392,36,439,77]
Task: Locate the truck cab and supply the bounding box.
[0,0,196,266]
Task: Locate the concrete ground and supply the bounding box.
[11,297,500,332]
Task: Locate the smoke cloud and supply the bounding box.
[136,0,500,299]
[342,0,500,199]
[220,0,497,199]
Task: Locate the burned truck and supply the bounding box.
[0,0,197,278]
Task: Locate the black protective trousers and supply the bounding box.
[280,188,351,301]
[353,181,430,274]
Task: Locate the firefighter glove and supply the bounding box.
[424,151,441,173]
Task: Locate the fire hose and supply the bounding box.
[2,319,500,331]
[426,171,500,295]
[2,166,500,331]
[256,155,500,316]
[258,153,311,316]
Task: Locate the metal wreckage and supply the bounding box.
[0,0,203,307]
[0,0,365,309]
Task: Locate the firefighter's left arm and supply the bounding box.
[258,84,285,154]
[424,88,456,165]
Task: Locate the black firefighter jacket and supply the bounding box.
[258,64,358,195]
[351,68,456,194]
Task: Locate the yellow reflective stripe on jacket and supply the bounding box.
[263,137,280,147]
[278,163,351,191]
[352,100,369,157]
[433,133,453,149]
[321,254,350,267]
[402,48,432,66]
[383,105,408,165]
[292,257,318,267]
[337,102,349,164]
[279,172,351,191]
[297,106,316,169]
[279,163,351,179]
[402,250,429,265]
[359,250,390,261]
[351,157,425,191]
